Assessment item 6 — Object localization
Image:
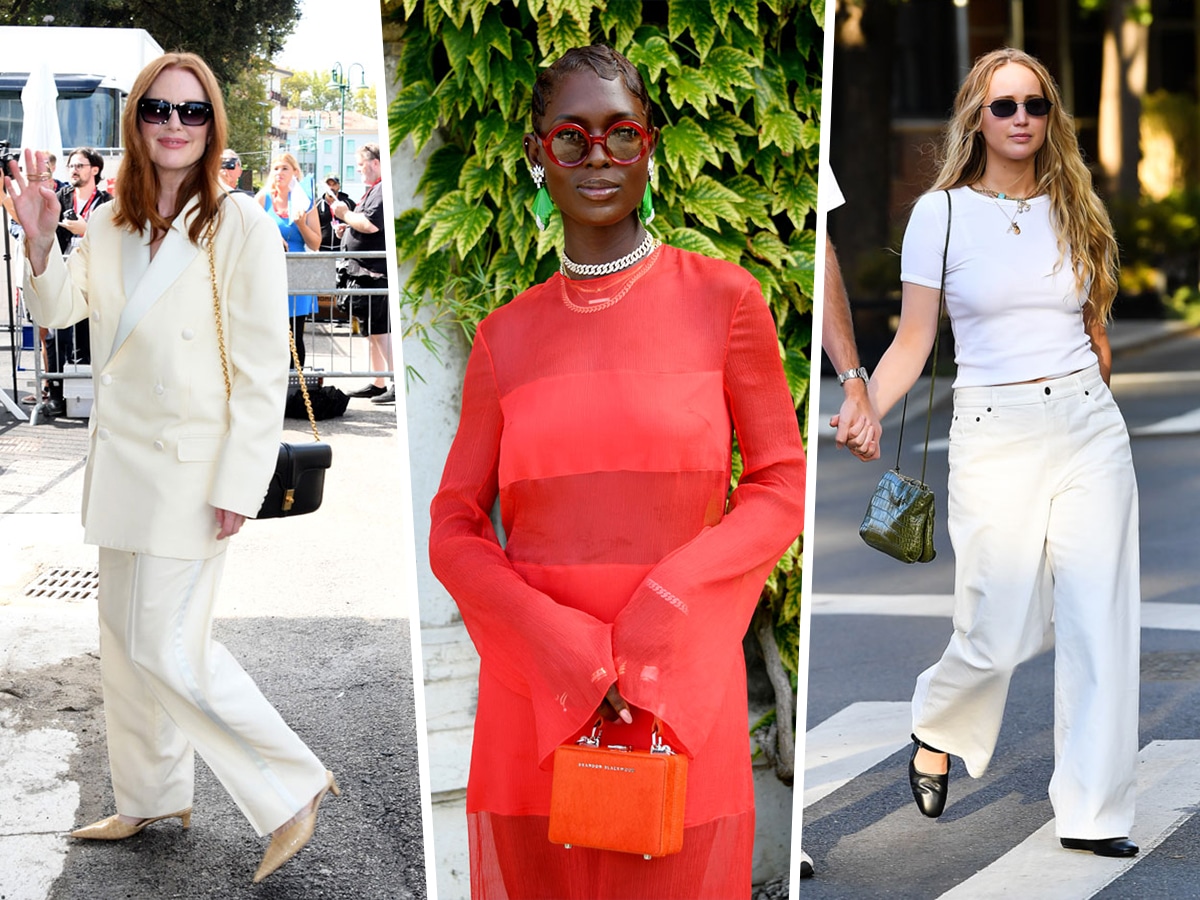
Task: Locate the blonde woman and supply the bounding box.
[6,53,337,882]
[863,48,1139,856]
[257,152,319,367]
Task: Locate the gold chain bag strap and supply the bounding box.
[205,212,331,518]
[858,189,951,563]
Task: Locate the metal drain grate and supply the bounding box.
[24,566,99,601]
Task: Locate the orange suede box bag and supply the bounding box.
[548,720,688,859]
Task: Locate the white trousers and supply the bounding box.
[911,364,1140,838]
[97,548,328,836]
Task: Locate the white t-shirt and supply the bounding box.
[900,186,1096,388]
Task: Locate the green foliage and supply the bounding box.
[0,0,302,86]
[282,70,378,118]
[389,0,821,722]
[1141,90,1200,193]
[1109,189,1200,302]
[224,60,273,180]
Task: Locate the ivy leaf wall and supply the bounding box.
[389,0,820,689]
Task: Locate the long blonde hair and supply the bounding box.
[931,48,1118,324]
[113,53,227,245]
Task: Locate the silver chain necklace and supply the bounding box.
[561,231,659,277]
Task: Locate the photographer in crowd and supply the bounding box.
[43,147,111,416]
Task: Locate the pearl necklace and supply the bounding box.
[561,232,659,277]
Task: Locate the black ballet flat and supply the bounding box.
[908,733,950,818]
[1060,837,1139,858]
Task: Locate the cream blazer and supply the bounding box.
[24,191,289,559]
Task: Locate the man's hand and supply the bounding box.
[830,380,882,461]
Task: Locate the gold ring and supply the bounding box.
[26,172,50,183]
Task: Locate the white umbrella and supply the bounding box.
[20,59,63,181]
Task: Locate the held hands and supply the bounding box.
[4,150,61,272]
[830,381,882,461]
[596,684,633,725]
[214,508,247,540]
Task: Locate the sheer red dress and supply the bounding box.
[429,244,807,899]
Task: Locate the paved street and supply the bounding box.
[802,322,1200,899]
[0,382,427,899]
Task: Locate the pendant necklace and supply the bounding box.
[970,183,1031,235]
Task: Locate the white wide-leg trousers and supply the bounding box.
[911,364,1140,838]
[97,547,328,836]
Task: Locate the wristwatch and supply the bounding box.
[837,366,869,385]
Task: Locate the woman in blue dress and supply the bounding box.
[256,152,319,367]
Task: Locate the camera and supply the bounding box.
[62,209,78,221]
[220,157,239,170]
[0,140,16,170]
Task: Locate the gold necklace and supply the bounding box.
[970,184,1031,235]
[560,245,663,313]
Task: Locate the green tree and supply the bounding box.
[224,59,273,184]
[389,0,822,783]
[282,69,378,118]
[0,0,302,86]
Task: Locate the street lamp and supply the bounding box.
[328,62,366,187]
[257,100,271,186]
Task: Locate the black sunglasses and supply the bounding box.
[984,98,1052,118]
[138,98,215,127]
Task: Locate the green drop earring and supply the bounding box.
[639,156,656,225]
[530,164,554,231]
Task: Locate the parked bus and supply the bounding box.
[0,26,164,183]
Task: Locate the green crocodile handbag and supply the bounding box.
[858,190,950,565]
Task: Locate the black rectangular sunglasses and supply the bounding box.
[984,97,1052,118]
[137,99,215,127]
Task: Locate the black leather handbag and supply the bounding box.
[257,440,332,517]
[858,190,951,564]
[206,218,331,519]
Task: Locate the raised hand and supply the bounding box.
[4,149,62,274]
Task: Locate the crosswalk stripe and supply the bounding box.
[811,593,955,617]
[803,701,910,808]
[1130,408,1200,436]
[813,595,1200,631]
[937,740,1200,899]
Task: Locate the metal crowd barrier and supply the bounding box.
[19,248,392,424]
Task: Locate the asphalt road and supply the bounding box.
[0,386,427,900]
[803,326,1200,899]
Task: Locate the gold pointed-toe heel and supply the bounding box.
[252,771,340,884]
[70,807,192,840]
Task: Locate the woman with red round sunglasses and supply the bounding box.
[429,44,806,897]
[861,48,1139,856]
[6,52,337,882]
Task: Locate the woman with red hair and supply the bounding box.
[6,52,337,882]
